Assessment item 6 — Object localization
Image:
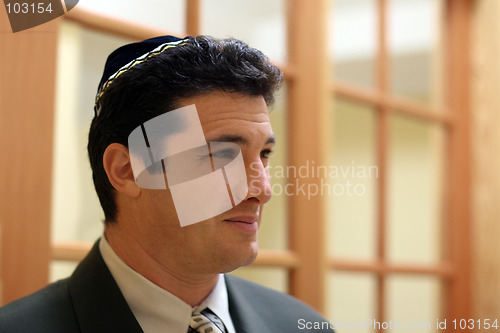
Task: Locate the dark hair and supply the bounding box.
[88,36,283,222]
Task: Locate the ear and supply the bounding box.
[103,143,141,198]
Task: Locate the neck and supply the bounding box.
[104,225,218,307]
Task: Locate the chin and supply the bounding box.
[241,244,259,266]
[220,242,259,273]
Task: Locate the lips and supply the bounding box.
[224,216,259,234]
[224,216,258,224]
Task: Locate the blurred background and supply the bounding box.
[1,0,499,332]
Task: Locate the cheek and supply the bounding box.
[140,189,179,226]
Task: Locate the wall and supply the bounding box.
[471,0,500,323]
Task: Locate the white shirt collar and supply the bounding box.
[99,236,236,333]
[195,275,235,333]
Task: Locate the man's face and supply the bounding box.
[133,91,274,276]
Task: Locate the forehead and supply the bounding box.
[177,92,272,141]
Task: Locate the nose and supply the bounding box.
[246,159,272,204]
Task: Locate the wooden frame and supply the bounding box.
[186,0,201,36]
[64,7,176,39]
[0,13,57,304]
[442,0,472,322]
[286,0,330,312]
[329,0,472,327]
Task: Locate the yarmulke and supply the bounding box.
[95,35,191,114]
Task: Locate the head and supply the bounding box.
[88,35,282,274]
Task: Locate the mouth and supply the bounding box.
[224,216,258,223]
[223,216,259,233]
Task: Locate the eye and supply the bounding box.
[210,148,238,160]
[198,148,237,161]
[260,149,273,160]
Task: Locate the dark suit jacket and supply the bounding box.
[0,241,333,332]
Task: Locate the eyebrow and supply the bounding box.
[210,134,275,145]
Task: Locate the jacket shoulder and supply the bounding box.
[0,279,79,333]
[225,274,333,332]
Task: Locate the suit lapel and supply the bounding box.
[225,275,272,333]
[68,240,143,333]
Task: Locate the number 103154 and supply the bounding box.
[451,319,498,330]
[5,2,54,14]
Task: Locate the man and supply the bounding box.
[0,35,333,332]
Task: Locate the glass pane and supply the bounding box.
[328,100,377,260]
[332,0,377,88]
[327,272,377,333]
[386,275,441,332]
[387,114,444,264]
[52,22,134,245]
[50,260,78,282]
[388,0,443,106]
[229,267,288,293]
[260,86,288,250]
[78,0,185,34]
[202,0,286,63]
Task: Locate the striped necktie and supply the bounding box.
[188,308,227,333]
